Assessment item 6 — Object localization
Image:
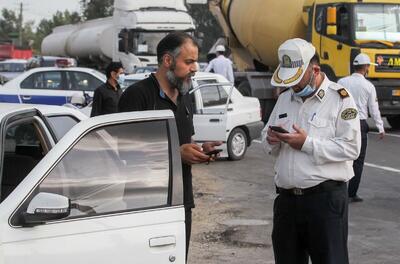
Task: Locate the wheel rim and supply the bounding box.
[231,132,246,157]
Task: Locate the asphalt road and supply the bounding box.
[189,119,400,264]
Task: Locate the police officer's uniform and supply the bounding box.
[338,58,385,199]
[205,45,234,83]
[262,38,361,264]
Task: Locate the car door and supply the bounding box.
[191,78,230,143]
[65,70,103,100]
[18,70,72,105]
[0,110,185,264]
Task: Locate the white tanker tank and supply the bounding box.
[41,0,196,73]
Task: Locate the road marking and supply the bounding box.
[365,162,400,174]
[253,139,262,144]
[369,132,400,138]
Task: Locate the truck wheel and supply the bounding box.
[387,115,400,129]
[227,128,248,160]
[237,81,251,97]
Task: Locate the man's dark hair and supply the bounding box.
[354,64,367,71]
[156,31,199,65]
[105,62,123,79]
[309,53,320,65]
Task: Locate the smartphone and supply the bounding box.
[205,149,223,156]
[269,126,289,133]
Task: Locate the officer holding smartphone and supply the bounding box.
[261,38,361,264]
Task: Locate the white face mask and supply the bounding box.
[117,74,125,86]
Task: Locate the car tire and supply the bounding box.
[227,128,247,161]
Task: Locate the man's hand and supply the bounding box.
[267,127,282,145]
[180,143,210,165]
[379,132,385,140]
[274,124,307,150]
[202,141,223,153]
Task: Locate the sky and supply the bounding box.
[0,0,81,27]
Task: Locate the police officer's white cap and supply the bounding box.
[353,53,377,66]
[215,45,226,52]
[271,38,316,87]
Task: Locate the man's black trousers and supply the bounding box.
[272,182,349,264]
[349,120,369,198]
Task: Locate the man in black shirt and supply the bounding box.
[118,32,221,260]
[90,62,124,117]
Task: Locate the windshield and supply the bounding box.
[0,62,26,72]
[354,4,400,42]
[132,32,171,55]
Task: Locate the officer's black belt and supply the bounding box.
[276,180,345,196]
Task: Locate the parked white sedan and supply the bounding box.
[0,103,186,263]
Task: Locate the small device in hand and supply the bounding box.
[269,126,289,133]
[205,149,223,156]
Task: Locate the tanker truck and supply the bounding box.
[41,0,196,73]
[210,0,400,128]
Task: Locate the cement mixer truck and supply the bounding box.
[210,0,400,128]
[41,0,197,73]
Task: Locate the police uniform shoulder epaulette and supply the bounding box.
[329,83,350,99]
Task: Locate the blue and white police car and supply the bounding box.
[0,59,106,105]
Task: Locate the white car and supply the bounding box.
[0,59,28,81]
[0,65,106,105]
[71,72,264,160]
[0,103,186,263]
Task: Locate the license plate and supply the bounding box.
[393,90,400,96]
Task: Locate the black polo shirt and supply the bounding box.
[118,73,195,208]
[90,82,122,117]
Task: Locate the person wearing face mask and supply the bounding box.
[118,32,221,261]
[90,62,124,117]
[338,53,385,203]
[261,38,361,264]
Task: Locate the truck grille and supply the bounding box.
[375,54,400,72]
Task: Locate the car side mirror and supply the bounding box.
[70,93,87,107]
[21,192,70,227]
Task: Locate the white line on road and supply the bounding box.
[253,139,262,144]
[369,131,400,138]
[364,163,400,174]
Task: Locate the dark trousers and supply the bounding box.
[349,120,369,198]
[272,183,349,264]
[185,208,192,262]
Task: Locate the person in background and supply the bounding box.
[90,62,124,117]
[338,53,385,203]
[205,44,234,83]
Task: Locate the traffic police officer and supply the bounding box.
[205,45,234,83]
[262,38,361,264]
[338,53,385,202]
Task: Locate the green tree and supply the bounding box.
[187,3,223,61]
[80,0,113,20]
[0,8,35,48]
[34,10,81,52]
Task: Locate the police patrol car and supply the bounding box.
[0,59,106,105]
[0,103,187,263]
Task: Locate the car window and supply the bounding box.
[67,71,103,91]
[197,79,229,107]
[47,115,80,140]
[0,63,25,72]
[21,71,63,90]
[35,120,170,219]
[1,120,46,202]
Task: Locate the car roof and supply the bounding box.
[0,59,28,63]
[0,103,87,120]
[125,71,226,81]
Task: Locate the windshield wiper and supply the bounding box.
[355,39,394,48]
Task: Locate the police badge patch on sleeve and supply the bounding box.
[341,108,358,120]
